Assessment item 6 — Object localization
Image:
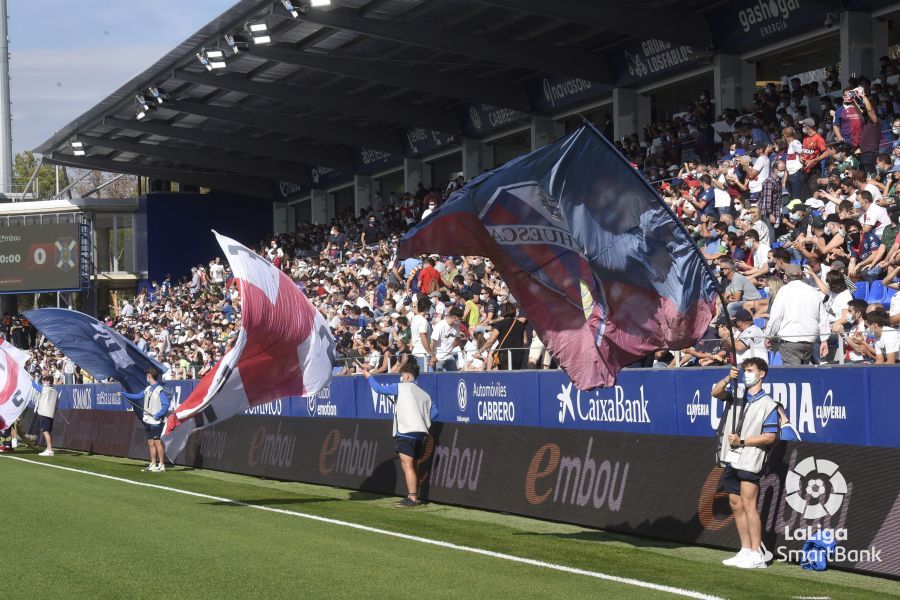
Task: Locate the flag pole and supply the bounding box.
[580,120,742,450]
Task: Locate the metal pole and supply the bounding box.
[55,165,60,195]
[0,0,12,195]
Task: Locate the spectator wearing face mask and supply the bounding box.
[758,160,786,225]
[421,199,437,221]
[799,118,831,195]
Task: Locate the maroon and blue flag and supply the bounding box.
[400,125,718,390]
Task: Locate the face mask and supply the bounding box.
[744,239,753,248]
[789,213,801,223]
[820,104,828,111]
[893,127,900,135]
[733,203,742,211]
[849,233,861,243]
[743,371,759,387]
[776,169,785,177]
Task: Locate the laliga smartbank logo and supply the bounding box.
[776,456,882,564]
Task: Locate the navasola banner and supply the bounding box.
[0,223,81,293]
[54,411,899,578]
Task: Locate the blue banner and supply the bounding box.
[458,103,529,137]
[524,75,609,115]
[609,39,703,87]
[435,372,539,426]
[705,0,826,54]
[57,366,899,448]
[403,128,458,157]
[24,308,167,394]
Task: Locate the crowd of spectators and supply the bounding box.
[5,64,900,379]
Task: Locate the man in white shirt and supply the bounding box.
[740,229,771,282]
[209,257,225,284]
[859,190,889,238]
[866,309,898,363]
[765,264,830,365]
[121,299,134,318]
[718,309,766,363]
[746,145,772,199]
[431,308,462,371]
[783,127,806,200]
[410,296,435,372]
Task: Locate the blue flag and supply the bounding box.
[23,308,166,394]
[400,125,718,389]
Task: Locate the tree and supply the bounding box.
[13,150,57,199]
[69,168,138,199]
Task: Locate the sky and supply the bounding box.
[9,0,228,154]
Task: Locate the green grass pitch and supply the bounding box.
[1,449,896,599]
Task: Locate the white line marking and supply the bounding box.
[4,456,723,600]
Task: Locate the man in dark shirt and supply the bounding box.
[361,216,381,247]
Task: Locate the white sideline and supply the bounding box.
[4,456,723,600]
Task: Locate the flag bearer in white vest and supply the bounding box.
[118,368,171,473]
[365,362,437,508]
[711,357,780,570]
[33,374,58,456]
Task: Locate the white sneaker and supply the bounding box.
[142,464,158,472]
[735,551,768,569]
[11,438,18,449]
[38,449,54,457]
[154,464,165,473]
[722,548,750,566]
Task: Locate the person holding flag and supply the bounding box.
[33,374,59,456]
[364,363,436,508]
[118,368,170,472]
[711,358,779,569]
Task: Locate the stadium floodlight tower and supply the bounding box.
[0,0,12,196]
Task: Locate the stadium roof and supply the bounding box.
[34,0,882,200]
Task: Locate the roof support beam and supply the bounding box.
[174,69,460,133]
[44,154,273,200]
[297,7,612,83]
[103,116,354,172]
[469,0,712,49]
[78,134,311,187]
[252,43,530,111]
[166,99,403,154]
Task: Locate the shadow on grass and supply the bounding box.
[514,528,690,551]
[205,497,335,507]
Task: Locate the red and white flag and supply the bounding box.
[162,232,335,456]
[0,339,38,430]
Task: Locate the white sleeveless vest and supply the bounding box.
[36,387,59,418]
[392,382,432,436]
[718,393,779,474]
[142,385,164,425]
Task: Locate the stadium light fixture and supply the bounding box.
[70,140,85,156]
[225,33,251,54]
[280,0,299,17]
[135,95,156,120]
[309,0,331,7]
[196,48,226,71]
[246,22,271,45]
[148,86,168,104]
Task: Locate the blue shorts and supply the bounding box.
[721,464,761,495]
[38,416,53,433]
[144,423,164,440]
[394,434,426,459]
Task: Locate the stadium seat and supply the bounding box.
[867,281,886,304]
[771,242,781,248]
[768,351,783,366]
[754,318,767,330]
[885,287,898,305]
[852,282,869,301]
[757,288,768,299]
[790,259,802,265]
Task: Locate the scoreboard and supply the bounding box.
[0,222,82,293]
